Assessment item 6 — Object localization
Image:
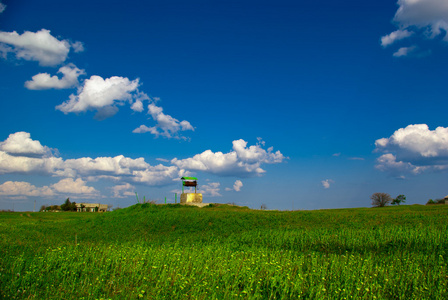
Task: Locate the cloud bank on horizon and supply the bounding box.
[0,132,285,201]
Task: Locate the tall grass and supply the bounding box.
[1,204,447,299]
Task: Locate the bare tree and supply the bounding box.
[371,192,392,207]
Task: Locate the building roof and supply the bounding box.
[76,203,107,208]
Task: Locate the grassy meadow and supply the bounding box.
[1,204,447,299]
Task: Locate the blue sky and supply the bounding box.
[1,0,448,211]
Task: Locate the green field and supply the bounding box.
[1,204,447,299]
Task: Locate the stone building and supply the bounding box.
[76,203,108,212]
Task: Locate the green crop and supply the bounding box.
[1,204,447,299]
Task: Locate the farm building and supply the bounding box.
[76,203,108,212]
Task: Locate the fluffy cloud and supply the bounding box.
[0,181,54,198]
[60,156,181,186]
[25,64,85,90]
[171,139,286,177]
[51,178,97,195]
[133,103,194,139]
[62,155,148,176]
[374,124,448,176]
[381,29,413,47]
[0,178,97,199]
[200,182,222,197]
[394,0,448,40]
[131,165,180,186]
[226,180,243,192]
[111,183,135,198]
[0,151,63,175]
[56,75,140,119]
[0,133,286,199]
[375,153,424,177]
[0,2,6,13]
[54,75,193,137]
[0,132,51,157]
[0,29,82,66]
[0,132,181,186]
[381,0,448,56]
[71,41,84,53]
[321,179,334,189]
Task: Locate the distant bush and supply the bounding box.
[426,198,446,205]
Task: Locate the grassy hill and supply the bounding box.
[1,204,447,299]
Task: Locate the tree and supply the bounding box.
[371,192,392,207]
[61,198,73,211]
[391,194,406,205]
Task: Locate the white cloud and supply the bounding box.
[0,151,63,175]
[393,46,417,57]
[0,132,51,157]
[133,103,194,139]
[51,178,97,195]
[381,29,413,47]
[54,76,192,137]
[130,91,150,112]
[200,182,222,197]
[71,41,84,53]
[56,75,140,119]
[381,0,448,55]
[171,139,286,177]
[25,64,85,90]
[62,155,149,176]
[131,165,181,186]
[132,125,158,134]
[374,124,448,176]
[321,179,334,189]
[375,153,424,177]
[0,178,97,199]
[0,133,286,195]
[226,180,243,192]
[0,181,54,197]
[0,132,182,186]
[0,2,6,13]
[0,29,82,66]
[131,100,144,112]
[394,0,448,41]
[111,183,135,198]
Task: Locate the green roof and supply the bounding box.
[181,177,198,181]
